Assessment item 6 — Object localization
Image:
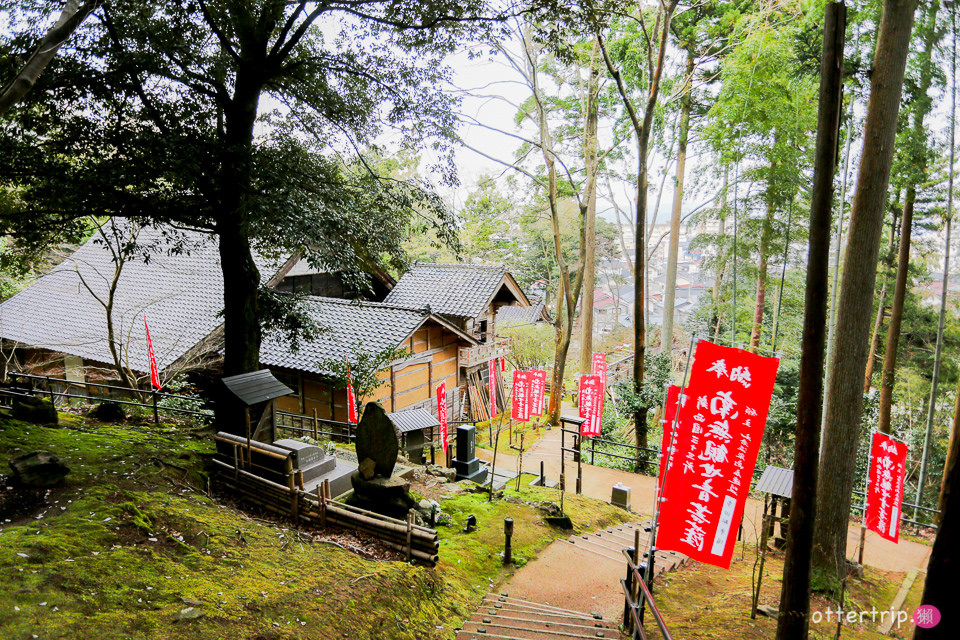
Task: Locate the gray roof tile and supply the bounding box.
[0,223,283,374]
[259,297,429,376]
[383,263,508,319]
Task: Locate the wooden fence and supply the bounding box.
[211,443,438,565]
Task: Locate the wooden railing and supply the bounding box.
[621,548,674,639]
[459,338,511,367]
[211,441,439,565]
[275,409,356,443]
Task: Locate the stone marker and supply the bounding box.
[354,402,398,478]
[8,451,70,487]
[12,397,58,426]
[174,607,205,622]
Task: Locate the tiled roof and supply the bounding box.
[259,297,431,376]
[0,223,284,374]
[388,408,440,433]
[497,297,548,326]
[383,263,509,319]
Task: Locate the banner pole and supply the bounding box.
[645,334,698,590]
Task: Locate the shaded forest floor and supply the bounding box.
[647,540,926,639]
[0,409,630,640]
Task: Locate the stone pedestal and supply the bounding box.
[349,472,415,518]
[452,425,488,484]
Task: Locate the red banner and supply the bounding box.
[592,352,607,389]
[346,358,358,424]
[658,385,692,492]
[499,356,506,372]
[144,316,161,390]
[488,359,497,418]
[578,374,603,437]
[530,369,547,417]
[865,431,908,543]
[657,340,779,569]
[437,381,448,456]
[512,371,532,421]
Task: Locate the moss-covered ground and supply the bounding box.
[0,409,629,639]
[650,540,926,639]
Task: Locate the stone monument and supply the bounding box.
[349,402,414,517]
[452,424,488,484]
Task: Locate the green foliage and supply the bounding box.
[315,344,409,416]
[612,351,672,416]
[498,321,554,371]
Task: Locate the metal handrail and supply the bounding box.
[621,548,673,640]
[10,371,188,400]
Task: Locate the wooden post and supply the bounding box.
[858,523,866,565]
[430,426,435,466]
[312,408,319,440]
[317,485,326,528]
[232,443,240,477]
[752,514,771,619]
[623,545,636,635]
[245,408,253,466]
[405,513,413,562]
[503,517,514,565]
[576,463,582,495]
[285,457,297,518]
[539,460,545,486]
[296,469,304,491]
[46,376,55,406]
[591,437,596,466]
[152,390,159,424]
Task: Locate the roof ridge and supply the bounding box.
[411,261,506,271]
[304,295,429,314]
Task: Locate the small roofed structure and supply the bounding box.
[387,408,440,465]
[222,369,294,444]
[754,465,793,547]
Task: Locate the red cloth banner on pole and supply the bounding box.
[657,340,780,569]
[578,374,603,437]
[488,358,497,418]
[512,371,532,421]
[865,431,908,543]
[144,316,161,390]
[346,357,358,424]
[658,384,692,492]
[529,369,547,417]
[499,356,506,372]
[437,381,448,456]
[592,352,607,388]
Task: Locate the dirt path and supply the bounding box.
[477,404,932,576]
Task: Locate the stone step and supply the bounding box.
[458,621,616,639]
[480,594,601,619]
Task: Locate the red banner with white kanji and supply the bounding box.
[592,352,607,389]
[658,385,691,492]
[488,359,497,418]
[144,316,161,390]
[499,356,506,372]
[657,340,779,569]
[530,369,547,417]
[512,370,532,421]
[578,374,603,437]
[865,431,908,543]
[437,381,448,456]
[346,357,358,424]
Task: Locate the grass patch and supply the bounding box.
[652,542,926,639]
[0,409,631,639]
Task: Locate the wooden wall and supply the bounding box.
[271,318,465,421]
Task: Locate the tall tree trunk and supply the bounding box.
[579,41,602,375]
[599,0,678,469]
[776,5,845,638]
[864,201,900,392]
[0,1,102,115]
[749,198,776,351]
[662,50,694,354]
[877,0,941,433]
[877,189,915,432]
[915,419,958,639]
[216,67,265,433]
[812,0,918,584]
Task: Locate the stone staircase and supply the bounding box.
[456,593,617,640]
[564,519,688,574]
